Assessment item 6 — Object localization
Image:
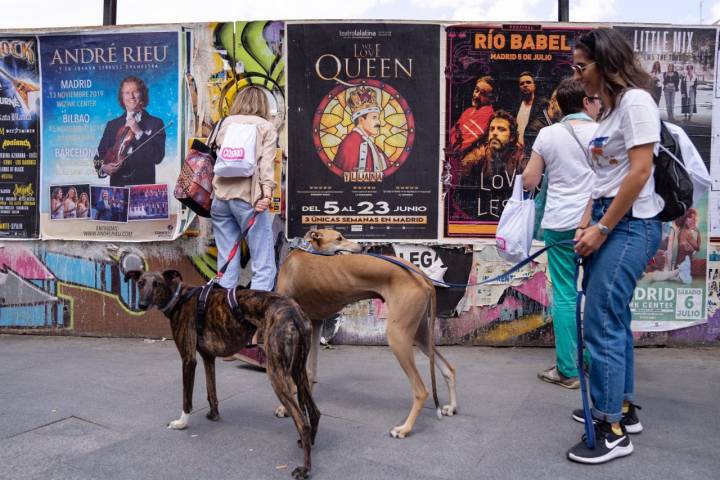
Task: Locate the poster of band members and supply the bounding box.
[39,30,182,241]
[616,26,713,331]
[287,23,440,240]
[0,37,40,239]
[445,24,591,238]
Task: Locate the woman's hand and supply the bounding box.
[574,225,607,257]
[254,196,271,212]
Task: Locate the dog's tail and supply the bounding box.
[427,285,440,419]
[290,306,321,443]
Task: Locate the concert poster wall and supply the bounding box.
[286,23,441,240]
[38,30,182,241]
[444,24,591,238]
[0,36,40,239]
[616,25,714,331]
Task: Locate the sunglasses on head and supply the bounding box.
[571,62,596,75]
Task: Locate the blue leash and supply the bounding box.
[365,239,576,288]
[575,256,596,448]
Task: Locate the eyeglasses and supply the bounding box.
[587,96,601,102]
[571,62,596,75]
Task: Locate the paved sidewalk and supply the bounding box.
[1,335,718,480]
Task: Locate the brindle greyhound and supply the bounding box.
[126,269,320,479]
[276,229,458,439]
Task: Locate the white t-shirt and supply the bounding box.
[588,89,664,218]
[532,121,597,231]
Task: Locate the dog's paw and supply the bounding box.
[442,405,457,417]
[206,410,219,421]
[291,466,309,479]
[389,426,409,439]
[167,411,189,430]
[275,405,288,418]
[168,419,188,430]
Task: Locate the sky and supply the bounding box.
[0,0,719,29]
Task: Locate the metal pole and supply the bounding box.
[103,0,117,26]
[559,0,569,22]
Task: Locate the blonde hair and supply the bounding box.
[230,86,269,119]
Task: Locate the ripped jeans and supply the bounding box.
[582,198,661,423]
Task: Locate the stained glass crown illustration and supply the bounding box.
[348,86,381,121]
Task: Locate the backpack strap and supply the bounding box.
[561,121,594,171]
[207,116,227,151]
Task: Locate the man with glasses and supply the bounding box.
[451,76,496,152]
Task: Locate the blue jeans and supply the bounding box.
[583,198,661,423]
[211,198,276,291]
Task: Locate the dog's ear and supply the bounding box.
[303,226,320,241]
[308,230,322,242]
[162,269,183,284]
[124,270,142,282]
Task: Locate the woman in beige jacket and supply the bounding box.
[211,86,278,293]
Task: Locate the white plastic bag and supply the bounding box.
[496,175,535,264]
[214,123,258,177]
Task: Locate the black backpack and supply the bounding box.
[654,122,693,222]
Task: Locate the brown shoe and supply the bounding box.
[232,345,267,369]
[538,366,579,389]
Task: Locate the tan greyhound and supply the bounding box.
[276,228,458,438]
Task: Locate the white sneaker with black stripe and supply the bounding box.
[567,420,634,464]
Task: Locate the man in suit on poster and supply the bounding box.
[94,76,166,187]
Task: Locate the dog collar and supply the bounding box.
[288,237,314,253]
[159,283,183,313]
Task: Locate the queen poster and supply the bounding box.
[287,23,441,240]
[39,30,182,241]
[0,36,40,239]
[444,25,591,238]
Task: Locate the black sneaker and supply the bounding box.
[622,403,643,433]
[567,420,634,464]
[572,403,643,434]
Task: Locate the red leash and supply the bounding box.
[216,210,259,280]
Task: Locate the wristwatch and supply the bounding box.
[597,222,612,235]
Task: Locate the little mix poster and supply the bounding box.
[286,23,441,240]
[38,30,182,241]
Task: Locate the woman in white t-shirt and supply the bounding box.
[567,28,663,465]
[523,78,599,390]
